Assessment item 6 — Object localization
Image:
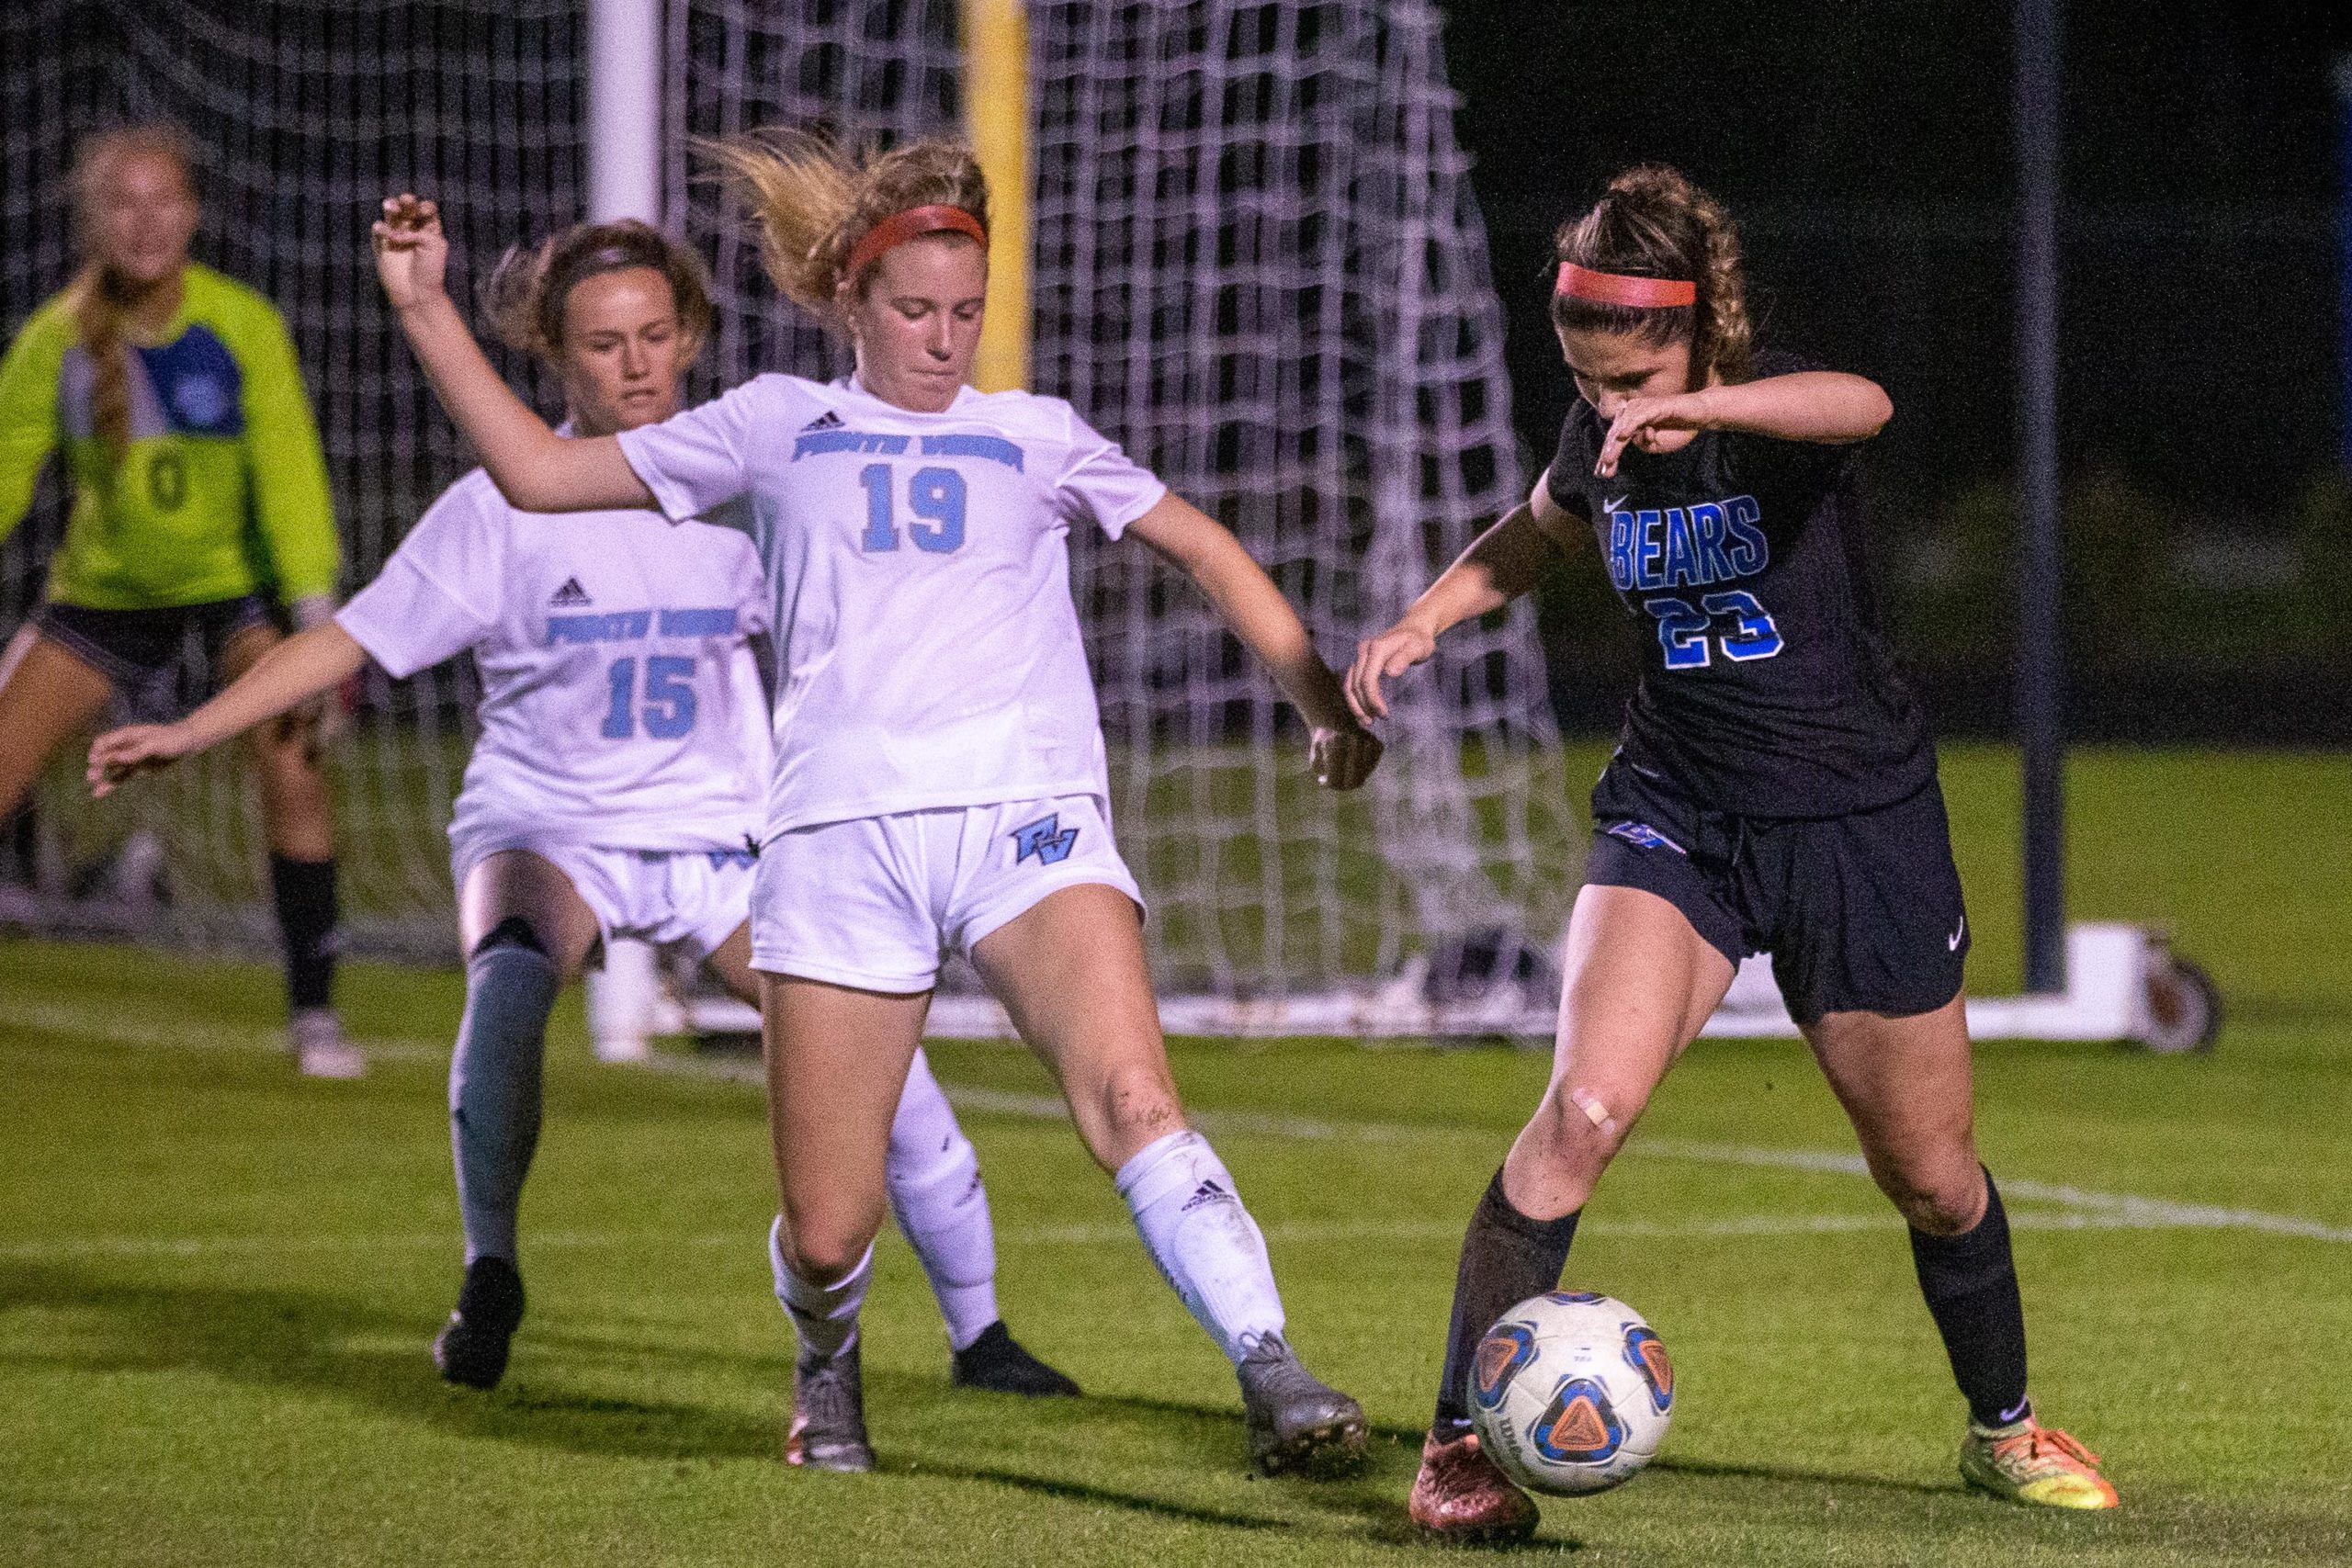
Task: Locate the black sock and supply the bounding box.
[269,852,339,1013]
[1909,1167,2030,1428]
[1431,1169,1580,1438]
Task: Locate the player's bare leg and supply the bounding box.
[424,852,602,1388]
[706,928,1077,1398]
[973,884,1366,1474]
[0,629,114,828]
[969,884,1178,1171]
[1806,1000,2117,1509]
[701,921,760,1005]
[1502,886,1735,1217]
[458,852,603,977]
[762,975,929,1472]
[1413,885,1733,1542]
[221,622,353,1077]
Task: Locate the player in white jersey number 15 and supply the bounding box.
[368,130,1385,1475]
[88,219,1077,1402]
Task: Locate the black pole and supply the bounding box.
[2338,56,2352,471]
[2016,0,2065,993]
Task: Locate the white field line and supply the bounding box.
[5,1207,2300,1267]
[0,997,446,1064]
[8,994,2348,1247]
[930,1088,2352,1246]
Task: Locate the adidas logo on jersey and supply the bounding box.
[548,578,593,607]
[799,410,845,432]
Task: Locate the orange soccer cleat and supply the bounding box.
[1959,1414,2120,1510]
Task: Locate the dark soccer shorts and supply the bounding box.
[34,595,273,689]
[1583,759,1970,1025]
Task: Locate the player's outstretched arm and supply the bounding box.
[1594,370,1891,478]
[1346,479,1580,726]
[1125,491,1382,791]
[372,194,653,514]
[87,623,368,795]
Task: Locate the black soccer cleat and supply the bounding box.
[1236,1332,1369,1475]
[432,1256,525,1390]
[950,1320,1082,1397]
[786,1343,875,1472]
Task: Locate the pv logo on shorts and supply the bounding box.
[1604,819,1685,854]
[1010,813,1080,866]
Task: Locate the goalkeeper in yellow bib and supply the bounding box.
[0,125,356,1077]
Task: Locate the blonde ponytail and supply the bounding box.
[71,270,131,474]
[697,130,988,321]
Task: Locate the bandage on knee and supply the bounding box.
[1569,1088,1618,1137]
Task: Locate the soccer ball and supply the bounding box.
[1468,1291,1674,1495]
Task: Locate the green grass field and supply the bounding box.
[4,745,2348,1566]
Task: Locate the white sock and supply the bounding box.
[768,1216,872,1361]
[1115,1130,1285,1364]
[886,1048,1000,1352]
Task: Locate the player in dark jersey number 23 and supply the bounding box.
[1347,164,2117,1542]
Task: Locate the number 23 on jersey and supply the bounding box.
[1641,591,1784,670]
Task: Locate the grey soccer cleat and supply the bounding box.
[786,1343,875,1472]
[1236,1333,1368,1475]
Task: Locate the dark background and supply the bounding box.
[1444,0,2352,739]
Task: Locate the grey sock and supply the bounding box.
[449,942,560,1264]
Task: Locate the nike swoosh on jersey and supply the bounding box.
[1603,494,1629,514]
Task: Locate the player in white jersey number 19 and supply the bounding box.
[368,131,1385,1476]
[88,220,1077,1403]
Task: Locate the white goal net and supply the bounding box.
[3,1,1576,1029]
[1,1,587,959]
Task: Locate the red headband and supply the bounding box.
[844,204,988,282]
[1555,263,1697,309]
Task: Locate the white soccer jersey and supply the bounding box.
[338,468,771,851]
[616,375,1168,839]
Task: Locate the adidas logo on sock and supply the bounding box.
[548,577,592,607]
[1180,1179,1232,1213]
[800,410,845,432]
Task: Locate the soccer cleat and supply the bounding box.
[950,1321,1081,1397]
[289,1007,365,1079]
[786,1343,875,1472]
[1235,1333,1368,1474]
[1408,1430,1542,1544]
[433,1256,525,1390]
[1960,1414,2120,1510]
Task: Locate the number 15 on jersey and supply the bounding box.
[602,655,697,739]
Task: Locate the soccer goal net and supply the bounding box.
[2,1,1577,1032]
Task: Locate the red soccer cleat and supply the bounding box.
[1408,1431,1541,1544]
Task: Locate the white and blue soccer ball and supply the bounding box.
[1468,1291,1675,1495]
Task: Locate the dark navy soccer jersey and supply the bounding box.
[1544,350,1933,817]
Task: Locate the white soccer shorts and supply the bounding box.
[748,793,1143,990]
[450,829,755,961]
